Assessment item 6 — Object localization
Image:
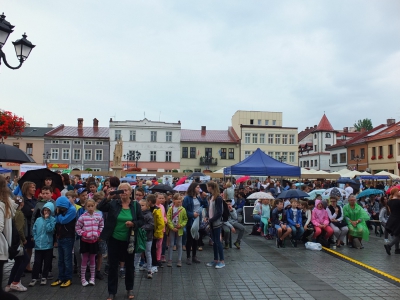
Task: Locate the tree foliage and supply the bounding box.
[354,118,373,132]
[0,110,25,142]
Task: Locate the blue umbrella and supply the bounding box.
[306,189,326,200]
[337,177,357,184]
[277,189,309,199]
[356,189,384,199]
[0,167,12,174]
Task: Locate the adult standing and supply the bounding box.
[97,183,143,300]
[343,195,370,249]
[344,182,354,200]
[34,177,61,200]
[182,182,208,265]
[384,188,400,255]
[0,176,19,300]
[60,174,74,196]
[21,181,38,272]
[326,196,348,248]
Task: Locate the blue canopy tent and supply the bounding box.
[224,148,301,177]
[0,167,12,174]
[356,175,390,180]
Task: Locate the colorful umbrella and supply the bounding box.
[247,192,275,200]
[236,176,250,184]
[173,183,190,192]
[175,176,187,186]
[386,185,400,195]
[356,189,384,199]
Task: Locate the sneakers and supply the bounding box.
[147,271,153,279]
[60,280,72,288]
[192,256,201,264]
[10,282,27,292]
[51,279,63,286]
[82,279,89,287]
[257,227,261,233]
[215,262,225,269]
[89,279,95,286]
[151,266,158,273]
[206,261,216,267]
[95,271,104,280]
[47,272,54,280]
[177,260,182,267]
[384,239,389,243]
[186,258,192,265]
[139,264,147,271]
[40,278,47,285]
[119,267,126,278]
[167,260,172,267]
[234,241,241,249]
[29,279,37,287]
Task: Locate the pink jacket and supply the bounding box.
[75,212,104,243]
[311,200,330,226]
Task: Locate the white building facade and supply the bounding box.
[109,118,181,172]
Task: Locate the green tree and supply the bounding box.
[354,118,373,132]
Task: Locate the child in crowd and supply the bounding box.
[135,199,154,278]
[222,199,246,248]
[29,202,56,287]
[51,196,77,288]
[65,191,81,211]
[272,199,292,248]
[87,182,97,200]
[167,194,187,267]
[286,199,303,247]
[93,192,106,280]
[75,199,104,286]
[308,200,315,211]
[6,197,30,292]
[299,200,313,243]
[260,198,272,239]
[311,199,334,243]
[31,186,56,232]
[156,193,168,263]
[147,194,164,270]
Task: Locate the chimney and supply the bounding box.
[387,119,395,126]
[306,127,309,130]
[343,127,348,133]
[78,118,83,129]
[178,120,181,124]
[360,128,366,133]
[201,126,206,135]
[93,118,99,128]
[314,125,317,128]
[47,123,53,128]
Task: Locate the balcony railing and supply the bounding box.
[199,157,218,165]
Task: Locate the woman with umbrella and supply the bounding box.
[34,177,61,200]
[21,181,37,273]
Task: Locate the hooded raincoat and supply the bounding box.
[343,203,370,241]
[311,200,330,227]
[32,202,56,250]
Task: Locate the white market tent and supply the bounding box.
[375,171,400,180]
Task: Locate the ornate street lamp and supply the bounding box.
[43,151,50,167]
[0,13,35,70]
[352,154,362,171]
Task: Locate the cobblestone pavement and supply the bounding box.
[2,227,399,300]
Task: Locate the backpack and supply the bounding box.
[6,217,21,260]
[221,199,230,222]
[250,223,261,235]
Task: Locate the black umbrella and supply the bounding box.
[199,183,224,193]
[148,184,173,193]
[277,189,309,199]
[337,178,356,184]
[19,168,64,191]
[188,172,205,178]
[0,143,35,164]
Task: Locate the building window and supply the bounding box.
[182,147,188,158]
[268,151,274,157]
[282,152,288,162]
[26,143,33,155]
[289,152,295,163]
[85,150,92,160]
[258,119,261,125]
[12,143,19,148]
[245,133,250,144]
[389,145,393,156]
[96,141,103,145]
[340,153,346,163]
[85,141,92,145]
[91,168,101,172]
[129,130,136,141]
[73,149,81,160]
[272,120,276,125]
[62,149,69,160]
[115,130,121,141]
[95,150,103,161]
[274,152,281,160]
[51,148,59,160]
[289,134,295,144]
[228,148,234,159]
[151,131,157,142]
[250,119,254,125]
[205,148,212,158]
[372,147,376,157]
[220,148,227,159]
[74,141,81,145]
[315,160,318,167]
[332,154,338,164]
[252,133,258,143]
[165,151,172,162]
[275,134,281,144]
[51,140,59,144]
[62,140,70,144]
[314,145,317,152]
[265,120,269,125]
[190,147,196,158]
[260,134,265,144]
[379,146,383,156]
[314,133,317,139]
[350,150,355,160]
[244,151,251,158]
[311,160,314,167]
[166,132,172,142]
[282,134,288,144]
[326,133,331,138]
[150,151,157,161]
[268,134,274,144]
[360,148,365,158]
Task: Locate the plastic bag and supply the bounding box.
[191,217,200,240]
[305,242,322,251]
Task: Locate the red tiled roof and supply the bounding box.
[181,127,239,143]
[336,132,360,138]
[45,125,109,139]
[314,114,335,132]
[366,122,400,142]
[298,127,316,141]
[340,124,386,147]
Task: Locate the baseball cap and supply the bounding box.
[77,188,87,195]
[74,184,83,190]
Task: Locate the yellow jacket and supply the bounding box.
[167,206,188,236]
[152,206,164,239]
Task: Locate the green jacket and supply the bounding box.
[167,206,188,236]
[14,210,27,246]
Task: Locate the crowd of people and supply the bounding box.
[0,173,400,300]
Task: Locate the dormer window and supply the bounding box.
[326,133,331,138]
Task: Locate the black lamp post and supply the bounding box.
[352,154,362,171]
[0,13,35,70]
[124,151,141,169]
[43,151,50,167]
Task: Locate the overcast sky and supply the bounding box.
[1,1,399,132]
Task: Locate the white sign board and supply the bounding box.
[200,176,210,181]
[20,165,47,176]
[163,175,173,186]
[81,173,93,180]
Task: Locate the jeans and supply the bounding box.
[253,214,261,223]
[290,225,304,240]
[57,238,74,281]
[107,236,135,295]
[32,249,53,280]
[185,224,197,259]
[161,233,167,256]
[7,249,30,284]
[134,241,152,271]
[211,227,224,261]
[168,232,182,261]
